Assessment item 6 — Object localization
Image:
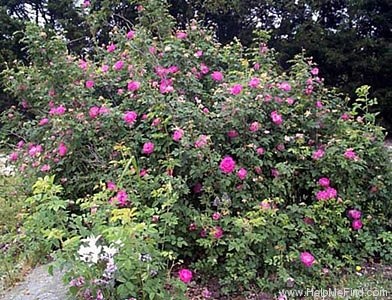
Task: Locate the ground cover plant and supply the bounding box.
[1,1,391,299]
[0,172,35,290]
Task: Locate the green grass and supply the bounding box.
[0,174,32,290]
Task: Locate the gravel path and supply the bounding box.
[0,265,69,300]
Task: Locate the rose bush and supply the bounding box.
[2,1,392,298]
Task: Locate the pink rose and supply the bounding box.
[85,80,95,89]
[279,82,291,92]
[107,181,117,191]
[17,140,25,148]
[237,168,247,180]
[168,65,179,73]
[249,121,260,132]
[49,105,66,116]
[38,118,49,126]
[230,84,243,95]
[40,164,51,172]
[211,71,223,82]
[176,31,187,39]
[123,111,137,124]
[311,67,319,75]
[194,135,208,148]
[256,147,265,155]
[352,219,363,230]
[325,187,337,199]
[28,144,43,157]
[312,149,325,160]
[318,177,330,187]
[344,148,358,160]
[127,81,141,92]
[159,78,174,94]
[89,106,100,118]
[248,77,260,88]
[212,212,221,220]
[111,189,128,206]
[172,129,184,142]
[341,113,350,120]
[126,30,135,39]
[195,50,203,57]
[142,142,155,155]
[9,152,18,161]
[316,190,328,201]
[79,59,88,70]
[82,0,90,8]
[270,111,283,125]
[151,118,161,126]
[200,63,209,74]
[227,130,238,138]
[113,60,124,71]
[99,106,110,115]
[107,43,116,53]
[178,269,192,283]
[286,97,295,105]
[101,64,109,73]
[139,169,148,177]
[348,209,362,220]
[58,142,68,157]
[300,251,315,267]
[254,166,262,174]
[219,156,236,174]
[213,226,223,239]
[202,288,212,299]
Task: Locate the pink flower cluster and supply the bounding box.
[49,105,66,116]
[195,135,208,148]
[278,82,291,92]
[110,189,129,206]
[348,209,363,230]
[312,148,325,160]
[315,177,337,201]
[89,106,110,118]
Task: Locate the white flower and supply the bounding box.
[101,245,118,260]
[77,235,102,265]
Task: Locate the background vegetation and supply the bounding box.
[0,0,391,134]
